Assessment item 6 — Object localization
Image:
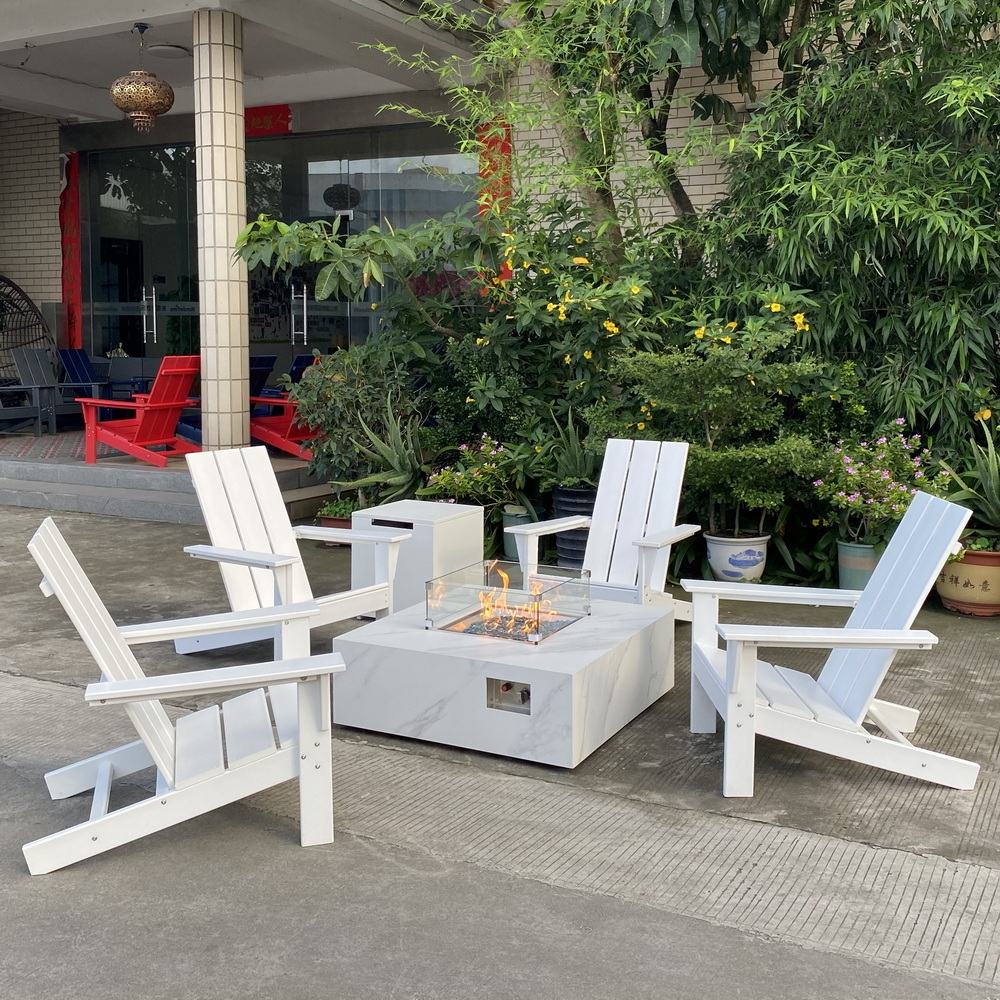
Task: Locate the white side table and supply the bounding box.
[351,500,483,612]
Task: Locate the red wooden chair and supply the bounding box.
[248,393,318,461]
[77,355,201,467]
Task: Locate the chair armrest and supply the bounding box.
[118,600,322,645]
[634,524,702,549]
[715,623,937,650]
[76,397,186,411]
[85,652,345,706]
[682,579,863,607]
[505,516,591,537]
[250,395,294,408]
[293,526,411,545]
[184,544,300,570]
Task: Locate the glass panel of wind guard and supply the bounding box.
[425,560,590,644]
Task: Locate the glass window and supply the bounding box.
[81,124,478,359]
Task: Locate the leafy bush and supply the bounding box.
[940,415,1000,549]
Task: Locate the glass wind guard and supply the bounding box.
[425,561,590,644]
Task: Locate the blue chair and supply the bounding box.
[176,355,277,443]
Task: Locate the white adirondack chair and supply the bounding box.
[681,491,981,797]
[23,518,345,875]
[505,438,700,620]
[180,446,410,654]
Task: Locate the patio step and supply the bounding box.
[0,455,331,524]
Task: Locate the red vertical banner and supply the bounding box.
[59,152,83,349]
[477,119,513,281]
[477,118,512,217]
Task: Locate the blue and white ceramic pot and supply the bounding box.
[704,533,770,582]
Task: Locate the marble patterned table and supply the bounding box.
[333,600,674,768]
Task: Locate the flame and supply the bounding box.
[474,561,556,637]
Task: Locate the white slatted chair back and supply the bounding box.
[27,518,177,779]
[819,492,969,724]
[584,439,689,589]
[187,447,314,611]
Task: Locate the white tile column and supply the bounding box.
[193,8,249,449]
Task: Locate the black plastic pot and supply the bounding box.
[551,485,598,569]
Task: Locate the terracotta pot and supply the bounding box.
[936,549,1000,616]
[317,514,352,545]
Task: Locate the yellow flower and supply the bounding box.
[603,320,619,334]
[564,354,572,364]
[636,422,646,430]
[975,409,992,421]
[768,302,783,312]
[630,285,641,295]
[535,445,543,453]
[693,326,706,339]
[541,267,551,274]
[812,519,820,527]
[640,405,649,413]
[465,396,475,403]
[522,262,530,269]
[720,336,732,344]
[725,321,738,330]
[475,338,485,344]
[557,306,567,321]
[792,312,810,331]
[502,245,516,257]
[575,236,585,244]
[546,303,557,312]
[572,256,590,265]
[370,302,378,310]
[583,350,593,360]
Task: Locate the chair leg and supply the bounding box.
[690,669,717,734]
[721,641,758,797]
[82,407,97,464]
[297,675,334,848]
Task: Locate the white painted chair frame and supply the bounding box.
[23,518,345,875]
[182,447,410,654]
[506,439,700,620]
[681,492,980,797]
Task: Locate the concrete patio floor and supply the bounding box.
[1,504,998,999]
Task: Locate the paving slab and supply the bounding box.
[1,503,999,998]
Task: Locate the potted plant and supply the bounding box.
[814,420,951,589]
[937,415,1000,615]
[316,495,362,544]
[536,411,601,568]
[586,298,826,581]
[418,433,537,558]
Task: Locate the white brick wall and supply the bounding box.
[0,110,63,304]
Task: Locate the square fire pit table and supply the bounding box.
[333,600,674,768]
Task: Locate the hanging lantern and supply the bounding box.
[109,24,174,133]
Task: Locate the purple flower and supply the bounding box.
[895,417,905,425]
